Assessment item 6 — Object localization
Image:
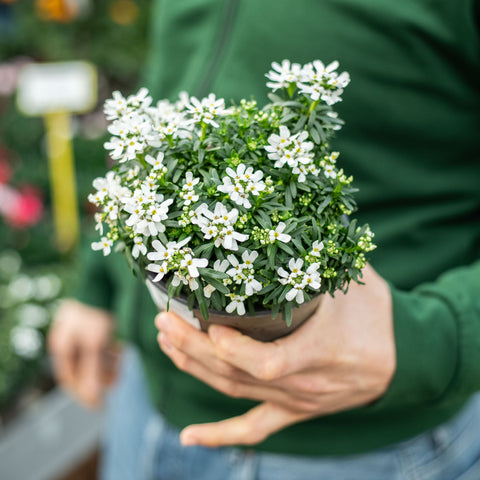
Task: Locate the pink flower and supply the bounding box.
[5,187,44,229]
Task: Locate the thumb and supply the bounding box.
[180,402,308,448]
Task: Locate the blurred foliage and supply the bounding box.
[0,0,151,89]
[0,0,150,411]
[0,249,68,413]
[0,0,151,263]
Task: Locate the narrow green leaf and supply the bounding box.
[204,277,229,295]
[277,241,294,256]
[283,302,293,327]
[291,181,298,198]
[310,127,321,144]
[316,195,332,214]
[270,301,280,319]
[198,267,229,280]
[195,287,209,321]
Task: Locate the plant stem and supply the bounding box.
[308,100,318,114]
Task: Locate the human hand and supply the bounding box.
[48,299,121,408]
[155,263,395,447]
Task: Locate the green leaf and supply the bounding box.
[264,284,284,305]
[283,302,293,327]
[316,195,332,214]
[167,281,178,311]
[195,287,209,321]
[347,218,358,239]
[270,301,280,319]
[290,181,297,198]
[267,244,277,269]
[285,186,293,208]
[210,291,224,311]
[294,115,307,132]
[203,277,229,295]
[187,292,195,311]
[198,267,229,280]
[172,168,183,183]
[277,241,294,256]
[310,127,321,144]
[194,243,215,258]
[258,283,276,295]
[291,236,304,252]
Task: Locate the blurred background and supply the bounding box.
[0,0,150,477]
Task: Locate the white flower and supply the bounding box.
[204,284,216,298]
[103,136,126,160]
[180,254,208,278]
[265,126,292,161]
[226,294,247,315]
[132,236,147,258]
[265,126,314,177]
[277,258,304,286]
[92,237,113,255]
[310,240,324,257]
[304,264,322,290]
[181,191,199,206]
[148,237,190,262]
[245,276,262,296]
[146,152,165,170]
[219,226,249,251]
[172,271,199,291]
[182,172,200,191]
[241,250,258,266]
[104,90,128,120]
[194,203,248,250]
[265,60,303,91]
[285,284,305,304]
[185,94,229,128]
[105,201,118,220]
[324,164,337,179]
[298,60,350,105]
[269,222,291,243]
[217,164,265,208]
[288,258,304,277]
[147,261,168,282]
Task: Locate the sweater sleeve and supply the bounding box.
[373,260,480,410]
[74,239,116,312]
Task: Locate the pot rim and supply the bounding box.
[146,272,320,319]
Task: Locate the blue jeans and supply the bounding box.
[100,348,480,480]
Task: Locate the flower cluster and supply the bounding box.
[217,164,266,208]
[90,59,375,325]
[266,59,350,105]
[265,126,317,182]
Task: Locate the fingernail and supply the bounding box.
[155,312,171,331]
[180,430,198,446]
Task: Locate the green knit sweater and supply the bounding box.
[78,0,480,455]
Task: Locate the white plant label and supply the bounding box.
[16,61,97,115]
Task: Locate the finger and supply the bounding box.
[207,324,295,381]
[155,312,256,383]
[158,333,316,411]
[48,326,79,392]
[180,402,309,447]
[77,346,104,408]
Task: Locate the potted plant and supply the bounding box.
[88,59,376,341]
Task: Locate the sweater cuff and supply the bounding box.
[371,286,458,410]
